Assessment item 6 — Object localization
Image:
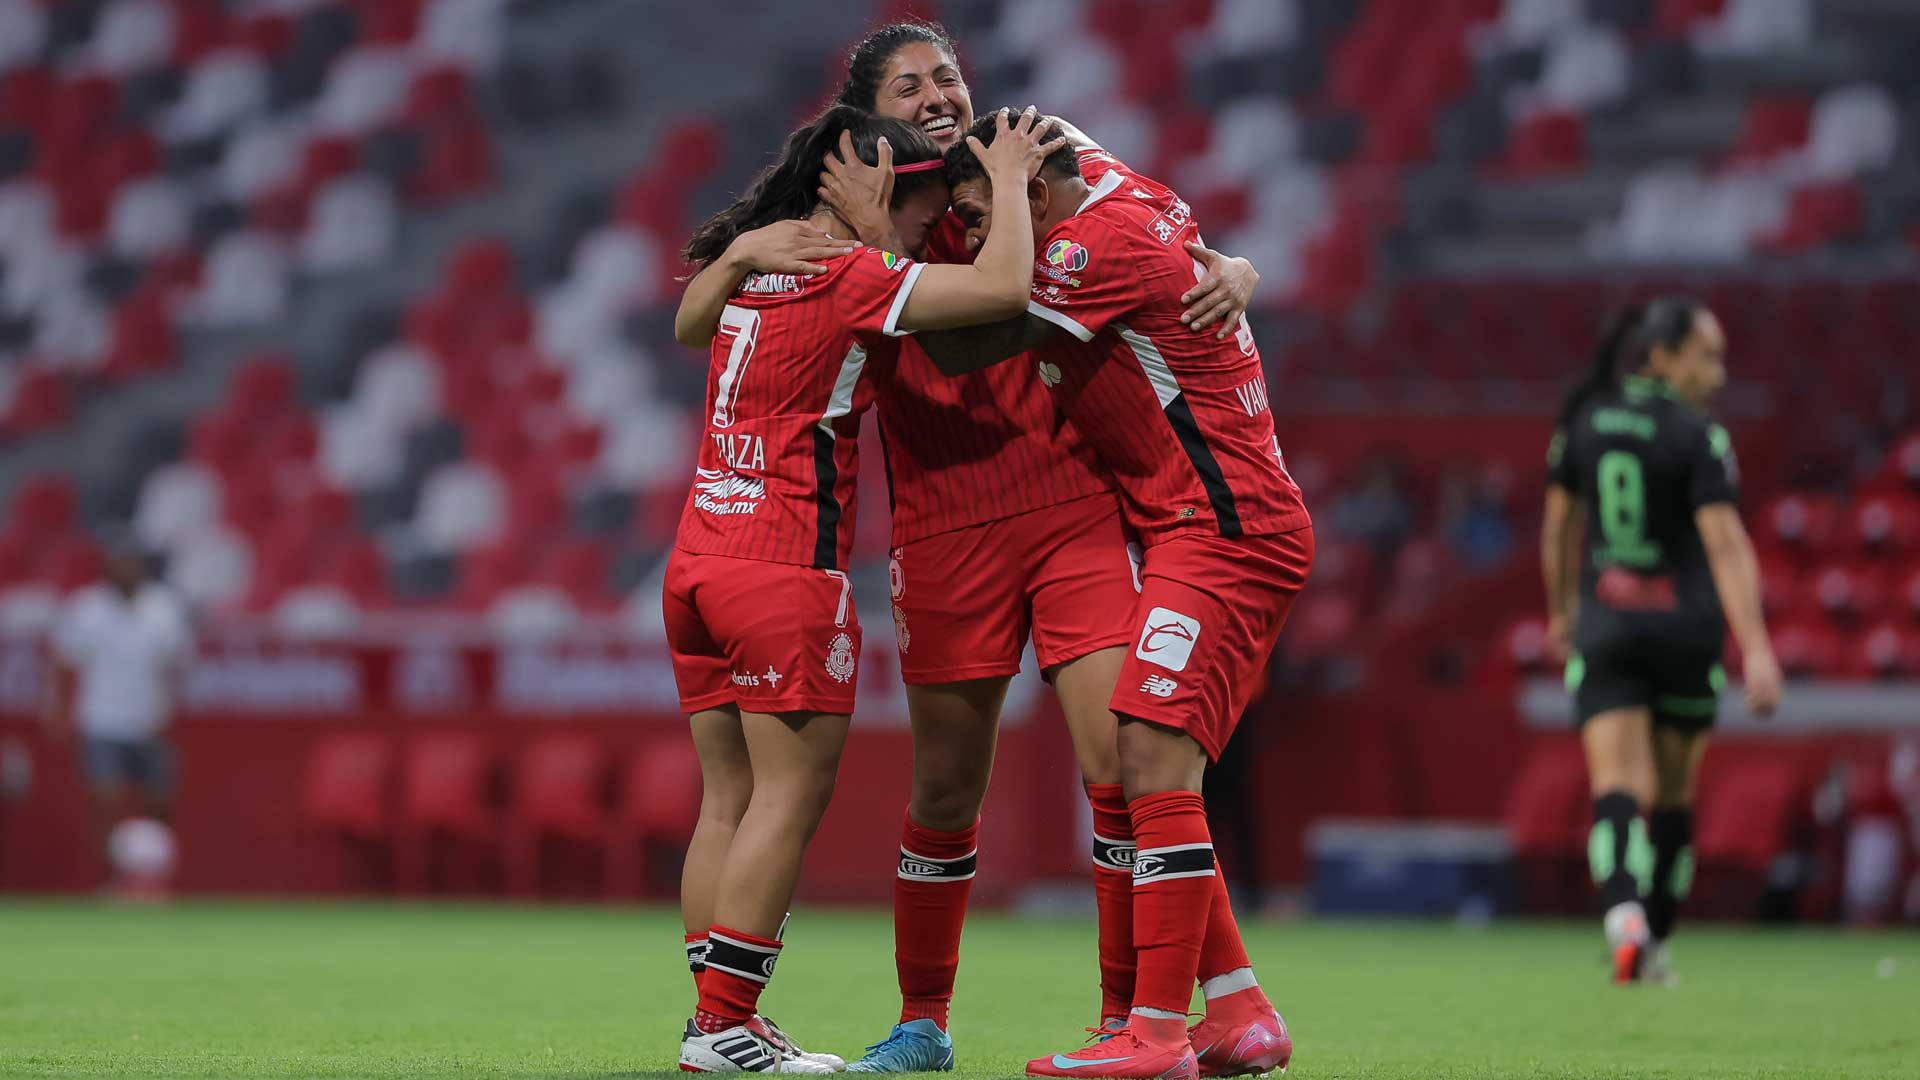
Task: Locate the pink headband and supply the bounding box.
[894,159,944,174]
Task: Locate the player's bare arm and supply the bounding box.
[1695,502,1781,716]
[672,221,856,347]
[917,313,1057,374]
[1540,484,1584,662]
[893,108,1060,331]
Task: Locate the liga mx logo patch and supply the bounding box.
[881,251,907,272]
[1135,607,1200,672]
[1045,238,1089,272]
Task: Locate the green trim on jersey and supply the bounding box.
[1622,374,1679,400]
[1709,664,1727,692]
[1564,652,1586,691]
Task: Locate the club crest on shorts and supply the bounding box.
[892,604,911,654]
[1135,606,1201,672]
[825,632,857,683]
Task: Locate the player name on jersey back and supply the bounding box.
[1023,152,1310,545]
[674,246,922,570]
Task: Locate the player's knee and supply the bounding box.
[908,782,985,832]
[1117,718,1204,800]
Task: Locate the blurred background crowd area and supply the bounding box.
[0,0,1916,912]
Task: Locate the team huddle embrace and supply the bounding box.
[662,22,1312,1078]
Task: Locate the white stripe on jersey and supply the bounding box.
[1027,299,1094,342]
[1116,324,1181,408]
[817,342,868,435]
[882,261,926,337]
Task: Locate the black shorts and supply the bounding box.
[81,736,176,795]
[1566,631,1724,732]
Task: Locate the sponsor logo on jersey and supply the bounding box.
[692,467,765,516]
[740,272,804,295]
[1235,375,1271,416]
[1045,238,1090,272]
[1038,361,1062,388]
[825,632,857,683]
[1150,216,1178,244]
[1135,606,1201,672]
[1035,262,1082,287]
[1139,674,1178,698]
[1147,198,1191,246]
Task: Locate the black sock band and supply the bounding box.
[1590,790,1649,910]
[1646,805,1694,941]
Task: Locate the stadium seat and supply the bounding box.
[1503,740,1590,915]
[1693,755,1809,917]
[1850,495,1919,555]
[607,736,701,899]
[504,734,609,897]
[298,732,392,893]
[394,733,498,895]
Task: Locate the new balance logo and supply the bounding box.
[1139,674,1178,697]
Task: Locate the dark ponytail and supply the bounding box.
[1557,295,1706,425]
[682,104,945,268]
[836,21,959,112]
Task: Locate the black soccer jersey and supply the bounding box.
[1547,375,1740,641]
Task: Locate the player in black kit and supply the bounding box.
[1540,297,1782,985]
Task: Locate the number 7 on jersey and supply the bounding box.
[711,304,761,428]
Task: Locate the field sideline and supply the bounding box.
[1,901,1915,1079]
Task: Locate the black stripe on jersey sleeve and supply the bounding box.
[811,426,841,570]
[1164,393,1243,538]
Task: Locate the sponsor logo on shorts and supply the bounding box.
[825,632,857,684]
[1136,607,1201,672]
[730,666,785,689]
[1139,674,1178,698]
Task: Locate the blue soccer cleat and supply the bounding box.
[845,1018,955,1073]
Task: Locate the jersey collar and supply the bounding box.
[1073,169,1125,216]
[1622,374,1677,399]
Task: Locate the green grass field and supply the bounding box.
[1,902,1915,1079]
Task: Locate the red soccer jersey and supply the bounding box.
[871,161,1113,545]
[1023,153,1311,545]
[674,245,922,569]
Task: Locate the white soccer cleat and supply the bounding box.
[1603,901,1651,985]
[1640,941,1680,988]
[679,1018,838,1073]
[757,1015,847,1071]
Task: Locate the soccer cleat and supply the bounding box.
[1090,1018,1128,1043]
[678,1018,836,1073]
[845,1018,954,1073]
[1640,942,1679,987]
[1603,901,1649,985]
[758,1015,847,1071]
[1025,1027,1197,1078]
[1189,1008,1291,1077]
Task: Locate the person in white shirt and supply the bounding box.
[45,541,193,855]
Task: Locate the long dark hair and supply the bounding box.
[682,105,945,267]
[835,21,959,112]
[1557,296,1705,425]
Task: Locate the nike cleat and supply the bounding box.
[678,1018,836,1073]
[845,1018,954,1073]
[1090,1018,1128,1043]
[1189,1008,1291,1077]
[1026,1028,1197,1078]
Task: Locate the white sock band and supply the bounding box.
[1201,966,1258,999]
[1131,1006,1186,1021]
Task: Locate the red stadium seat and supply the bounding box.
[1773,618,1843,678]
[298,732,393,893]
[395,733,498,894]
[1693,754,1807,917]
[2,369,71,437]
[607,737,701,899]
[1808,560,1891,624]
[1761,492,1841,554]
[1760,182,1864,254]
[1724,98,1812,166]
[1850,494,1919,555]
[1497,111,1586,178]
[1851,623,1920,680]
[1504,741,1590,915]
[504,734,609,896]
[9,474,77,533]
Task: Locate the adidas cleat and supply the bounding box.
[758,1015,847,1071]
[678,1018,836,1073]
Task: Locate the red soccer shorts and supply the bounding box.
[1111,526,1315,760]
[663,549,862,715]
[890,492,1139,685]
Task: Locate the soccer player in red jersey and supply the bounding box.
[676,25,1265,1072]
[665,104,1065,1073]
[932,115,1312,1080]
